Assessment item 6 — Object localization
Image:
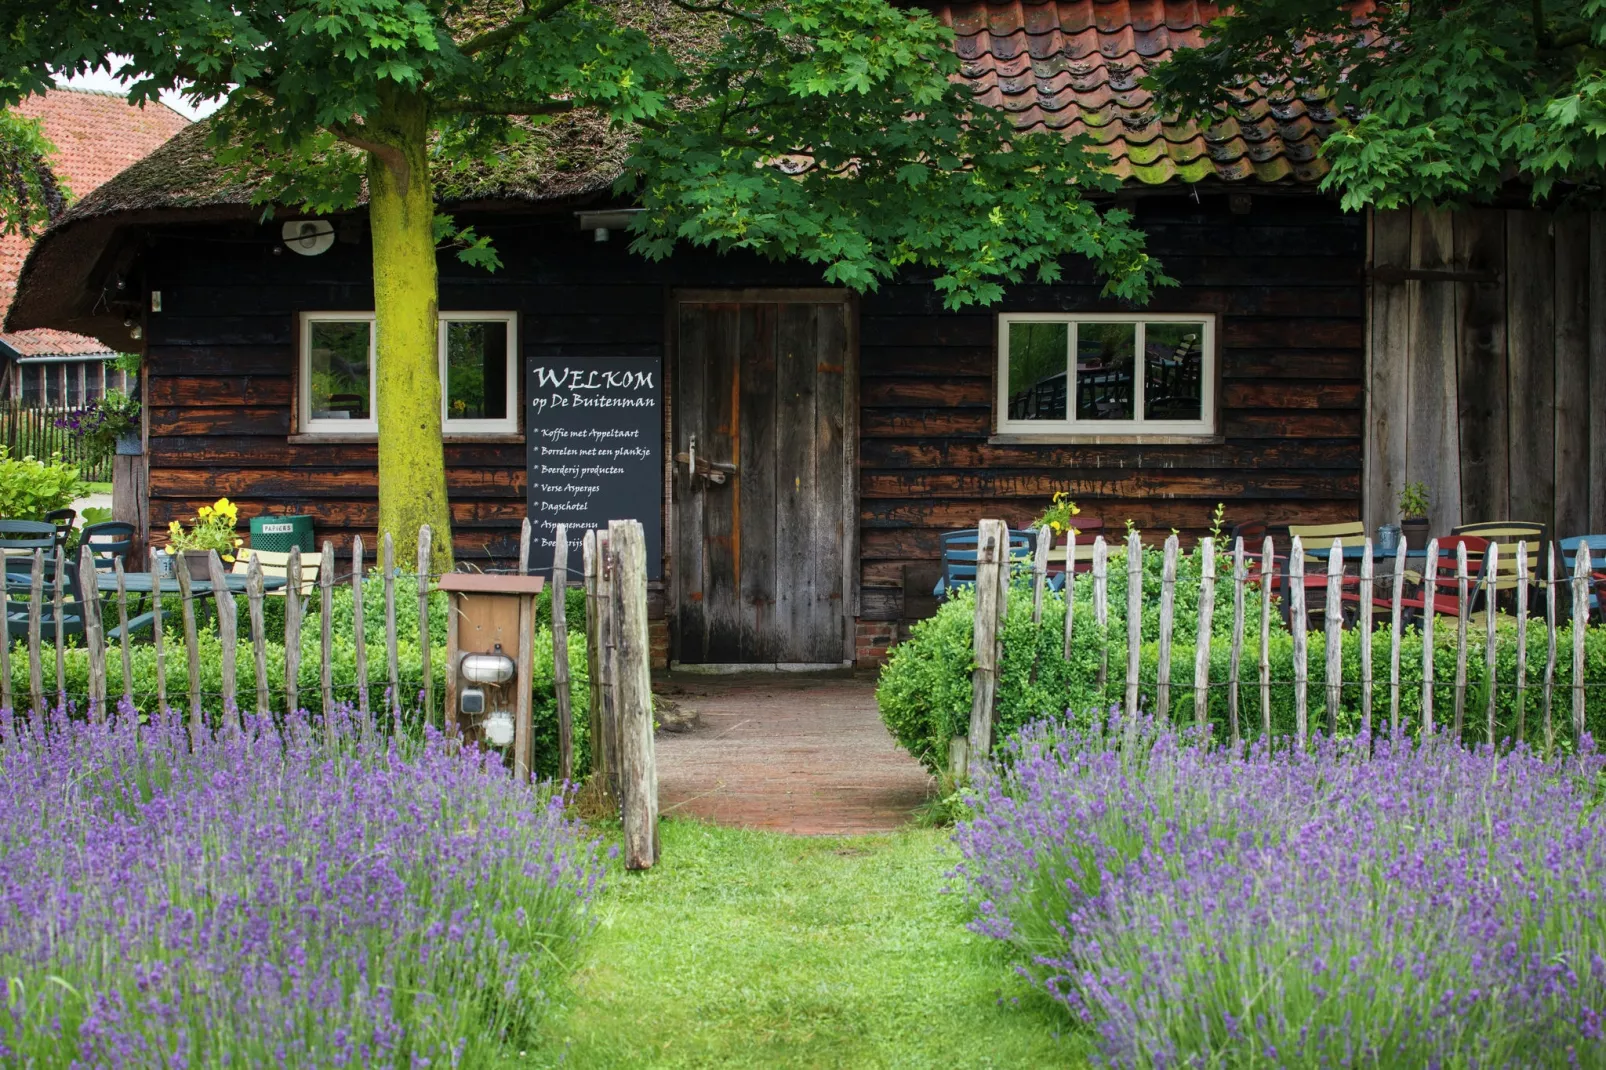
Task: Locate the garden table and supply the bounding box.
[95,572,288,596]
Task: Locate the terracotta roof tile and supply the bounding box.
[933,0,1333,185]
[1,87,188,359]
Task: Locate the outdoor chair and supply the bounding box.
[78,521,136,574]
[43,508,75,551]
[4,558,153,643]
[230,547,321,600]
[1452,521,1549,612]
[1286,521,1367,628]
[1050,516,1106,577]
[1371,536,1490,625]
[933,527,1044,598]
[1559,535,1606,619]
[1,520,61,591]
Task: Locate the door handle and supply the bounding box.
[675,442,736,485]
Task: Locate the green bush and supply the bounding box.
[6,579,593,780]
[879,547,1606,772]
[0,447,85,520]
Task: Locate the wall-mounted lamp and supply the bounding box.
[576,209,644,243]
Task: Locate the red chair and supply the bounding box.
[1379,536,1489,623]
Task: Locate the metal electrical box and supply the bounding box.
[439,573,545,780]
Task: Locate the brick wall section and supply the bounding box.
[854,618,902,667]
[649,617,670,670]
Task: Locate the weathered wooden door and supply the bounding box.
[673,292,856,664]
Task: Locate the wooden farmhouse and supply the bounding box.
[7,1,1606,668]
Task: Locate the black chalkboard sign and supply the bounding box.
[526,356,663,579]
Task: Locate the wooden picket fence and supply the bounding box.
[956,518,1601,776]
[0,400,114,482]
[1,517,659,868]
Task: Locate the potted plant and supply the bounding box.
[165,497,244,576]
[55,387,142,461]
[1032,490,1081,542]
[1398,481,1431,551]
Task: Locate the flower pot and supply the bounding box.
[1400,517,1431,552]
[114,431,142,456]
[179,549,216,578]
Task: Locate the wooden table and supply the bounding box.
[95,572,288,595]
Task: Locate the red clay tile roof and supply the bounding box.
[1,87,188,360]
[931,0,1337,184]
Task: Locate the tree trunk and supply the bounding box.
[366,89,454,568]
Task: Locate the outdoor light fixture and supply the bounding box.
[482,711,516,748]
[461,650,516,685]
[575,209,643,243]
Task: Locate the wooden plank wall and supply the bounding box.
[1365,208,1606,536]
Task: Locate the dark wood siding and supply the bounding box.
[140,193,1364,621]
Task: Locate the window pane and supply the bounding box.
[1144,323,1205,421]
[67,364,84,407]
[86,363,105,402]
[308,321,372,422]
[1006,322,1067,421]
[444,320,509,422]
[1076,322,1135,421]
[22,366,40,405]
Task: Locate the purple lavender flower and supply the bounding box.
[0,701,603,1066]
[954,713,1606,1067]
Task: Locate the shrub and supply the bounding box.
[954,715,1606,1067]
[879,549,1606,770]
[0,703,604,1065]
[0,446,84,520]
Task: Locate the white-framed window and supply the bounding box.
[300,312,378,433]
[996,312,1217,437]
[299,311,519,436]
[438,312,519,434]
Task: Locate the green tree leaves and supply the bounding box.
[0,101,65,237]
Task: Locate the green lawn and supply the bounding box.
[524,820,1085,1069]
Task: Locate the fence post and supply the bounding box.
[519,516,532,576]
[383,533,400,719]
[78,547,106,722]
[174,552,203,740]
[114,558,133,708]
[1290,536,1308,748]
[352,536,368,723]
[1062,530,1077,662]
[1156,535,1178,721]
[416,527,432,726]
[247,554,269,716]
[53,546,65,703]
[27,549,42,714]
[148,548,166,714]
[284,546,302,716]
[1544,542,1558,757]
[582,530,607,784]
[1483,543,1499,745]
[1228,537,1245,747]
[1572,543,1590,749]
[1194,537,1215,733]
[1421,538,1438,736]
[1359,539,1374,743]
[207,550,239,731]
[551,524,574,782]
[319,540,335,741]
[965,518,1007,775]
[1031,526,1049,624]
[513,565,536,785]
[0,554,10,711]
[1324,538,1343,736]
[1389,540,1405,739]
[594,529,619,801]
[1515,543,1529,743]
[1453,540,1469,739]
[1124,531,1142,743]
[1093,536,1108,690]
[1260,536,1273,738]
[610,519,658,870]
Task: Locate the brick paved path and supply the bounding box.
[654,672,935,835]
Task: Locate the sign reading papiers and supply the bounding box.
[525,357,663,578]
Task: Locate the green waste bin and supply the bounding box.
[250,515,315,554]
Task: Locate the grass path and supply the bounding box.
[525,819,1085,1069]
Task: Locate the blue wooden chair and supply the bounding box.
[1559,535,1606,616]
[933,527,1061,598]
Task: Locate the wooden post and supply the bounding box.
[1031,526,1049,624]
[1389,540,1406,739]
[582,530,607,783]
[610,520,658,870]
[26,549,42,713]
[594,529,619,800]
[1124,531,1142,737]
[1544,543,1558,757]
[1194,537,1215,733]
[320,540,334,740]
[519,516,532,576]
[1359,539,1374,743]
[173,551,203,740]
[1290,536,1308,748]
[551,524,573,782]
[1062,530,1077,661]
[113,558,132,708]
[514,575,536,784]
[1572,543,1590,749]
[0,555,10,712]
[247,554,269,716]
[1453,541,1469,739]
[78,548,106,722]
[1483,542,1499,745]
[207,550,239,731]
[1228,537,1245,747]
[1092,536,1109,689]
[1324,538,1343,735]
[1422,538,1438,736]
[352,536,368,721]
[1515,543,1529,744]
[284,546,302,715]
[416,527,432,726]
[1156,534,1178,721]
[966,518,1007,771]
[383,533,400,719]
[1260,536,1273,738]
[52,546,65,704]
[148,548,166,714]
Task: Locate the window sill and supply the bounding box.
[990,432,1225,446]
[287,432,524,445]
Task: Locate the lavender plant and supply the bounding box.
[0,702,603,1066]
[955,714,1606,1067]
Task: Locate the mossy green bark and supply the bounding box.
[365,89,454,570]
